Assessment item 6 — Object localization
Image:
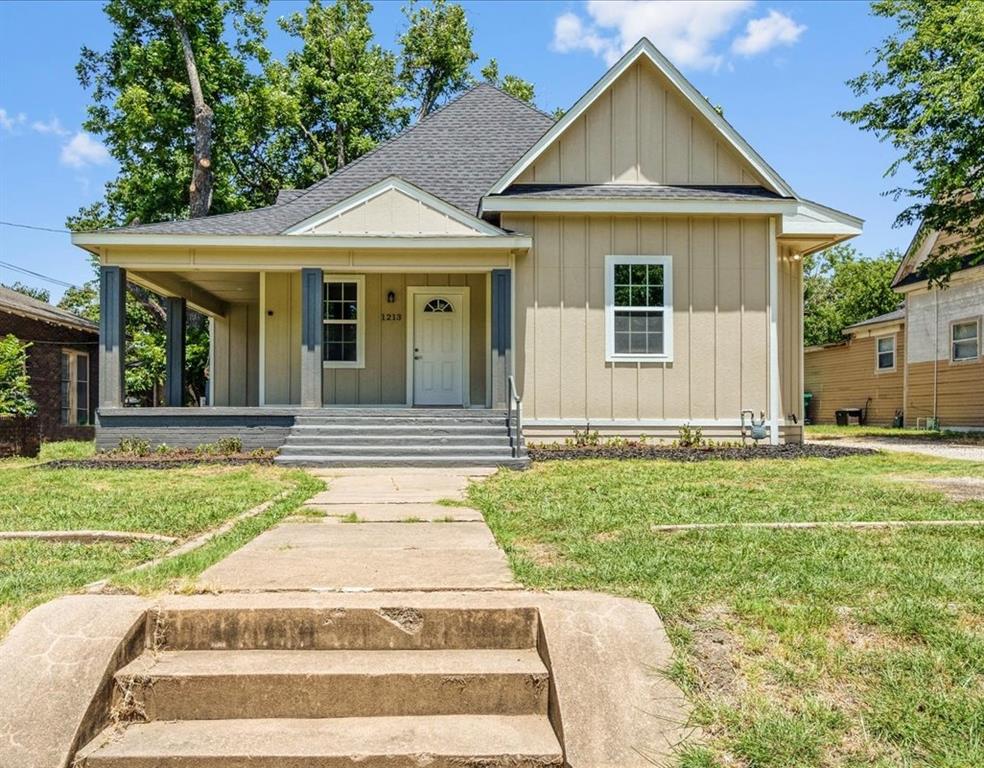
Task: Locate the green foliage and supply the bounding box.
[480,58,535,105]
[75,0,280,226]
[195,436,244,455]
[399,0,477,119]
[569,428,600,447]
[0,335,37,418]
[839,0,984,281]
[274,0,409,181]
[803,244,902,346]
[1,282,50,303]
[113,437,152,456]
[675,423,705,448]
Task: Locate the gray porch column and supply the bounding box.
[300,267,324,407]
[98,265,126,409]
[164,297,186,407]
[491,268,513,409]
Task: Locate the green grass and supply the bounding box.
[0,441,323,636]
[471,455,984,768]
[807,424,984,444]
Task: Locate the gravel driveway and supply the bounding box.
[807,437,984,462]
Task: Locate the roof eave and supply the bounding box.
[71,232,533,251]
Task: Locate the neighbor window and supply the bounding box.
[876,335,895,371]
[323,275,364,367]
[60,350,89,426]
[951,318,980,362]
[605,255,673,361]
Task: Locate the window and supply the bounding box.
[951,318,980,362]
[424,298,454,313]
[876,335,895,371]
[605,255,673,362]
[60,350,89,426]
[323,275,364,368]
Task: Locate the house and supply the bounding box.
[805,228,983,428]
[71,38,861,463]
[0,286,99,448]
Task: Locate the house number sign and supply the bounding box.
[381,313,402,321]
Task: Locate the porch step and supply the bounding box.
[293,416,509,427]
[278,444,518,458]
[114,648,549,719]
[288,424,510,436]
[76,715,563,768]
[276,454,529,468]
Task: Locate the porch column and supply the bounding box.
[300,267,323,407]
[164,297,186,407]
[490,268,512,409]
[98,265,126,409]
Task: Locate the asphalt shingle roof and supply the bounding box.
[843,308,905,331]
[0,286,99,333]
[491,183,787,201]
[117,84,555,236]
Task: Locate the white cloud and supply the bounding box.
[31,117,69,136]
[60,132,110,168]
[732,10,806,56]
[552,1,804,71]
[0,108,27,132]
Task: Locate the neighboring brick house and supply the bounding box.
[0,286,99,442]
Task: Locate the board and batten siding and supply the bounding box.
[504,214,793,435]
[516,59,766,187]
[261,271,488,406]
[211,301,260,407]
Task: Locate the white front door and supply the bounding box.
[413,294,464,405]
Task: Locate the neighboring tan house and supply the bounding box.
[805,228,983,429]
[0,286,99,444]
[71,38,861,464]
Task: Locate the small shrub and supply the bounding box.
[572,428,600,447]
[115,437,151,456]
[607,436,628,448]
[155,443,170,455]
[674,423,706,448]
[213,437,243,455]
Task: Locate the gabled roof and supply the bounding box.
[0,286,98,333]
[102,84,554,237]
[488,38,796,198]
[842,308,905,334]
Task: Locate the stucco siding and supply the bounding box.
[517,59,765,186]
[505,213,777,426]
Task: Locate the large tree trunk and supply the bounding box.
[173,16,214,218]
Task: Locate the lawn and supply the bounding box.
[0,442,321,636]
[471,453,984,768]
[807,423,984,445]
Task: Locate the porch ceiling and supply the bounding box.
[128,270,258,318]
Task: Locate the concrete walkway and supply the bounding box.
[198,468,517,592]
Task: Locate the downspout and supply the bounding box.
[933,288,939,423]
[768,218,780,445]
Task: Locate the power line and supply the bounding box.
[0,220,71,234]
[0,260,75,288]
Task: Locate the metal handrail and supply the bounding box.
[507,375,522,458]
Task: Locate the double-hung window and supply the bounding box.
[951,318,980,362]
[323,275,365,368]
[605,255,673,362]
[60,349,90,425]
[875,335,895,372]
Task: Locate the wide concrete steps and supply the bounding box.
[115,648,549,719]
[275,409,526,468]
[76,715,563,767]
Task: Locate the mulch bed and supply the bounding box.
[42,453,276,470]
[529,443,876,462]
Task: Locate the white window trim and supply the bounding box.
[323,274,366,369]
[950,316,980,364]
[61,349,90,426]
[604,255,673,363]
[874,333,896,373]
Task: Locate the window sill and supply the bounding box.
[323,361,366,370]
[606,355,673,364]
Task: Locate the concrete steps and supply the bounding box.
[76,716,563,767]
[275,408,527,468]
[75,600,562,767]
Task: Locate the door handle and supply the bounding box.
[414,355,423,360]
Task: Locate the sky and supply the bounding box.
[0,0,916,303]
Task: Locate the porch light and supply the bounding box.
[387,290,396,304]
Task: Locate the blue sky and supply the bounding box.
[0,0,914,303]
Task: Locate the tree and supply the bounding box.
[0,335,36,418]
[480,58,535,105]
[1,282,51,304]
[75,0,280,227]
[399,0,476,120]
[839,0,984,283]
[274,0,408,184]
[803,245,902,347]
